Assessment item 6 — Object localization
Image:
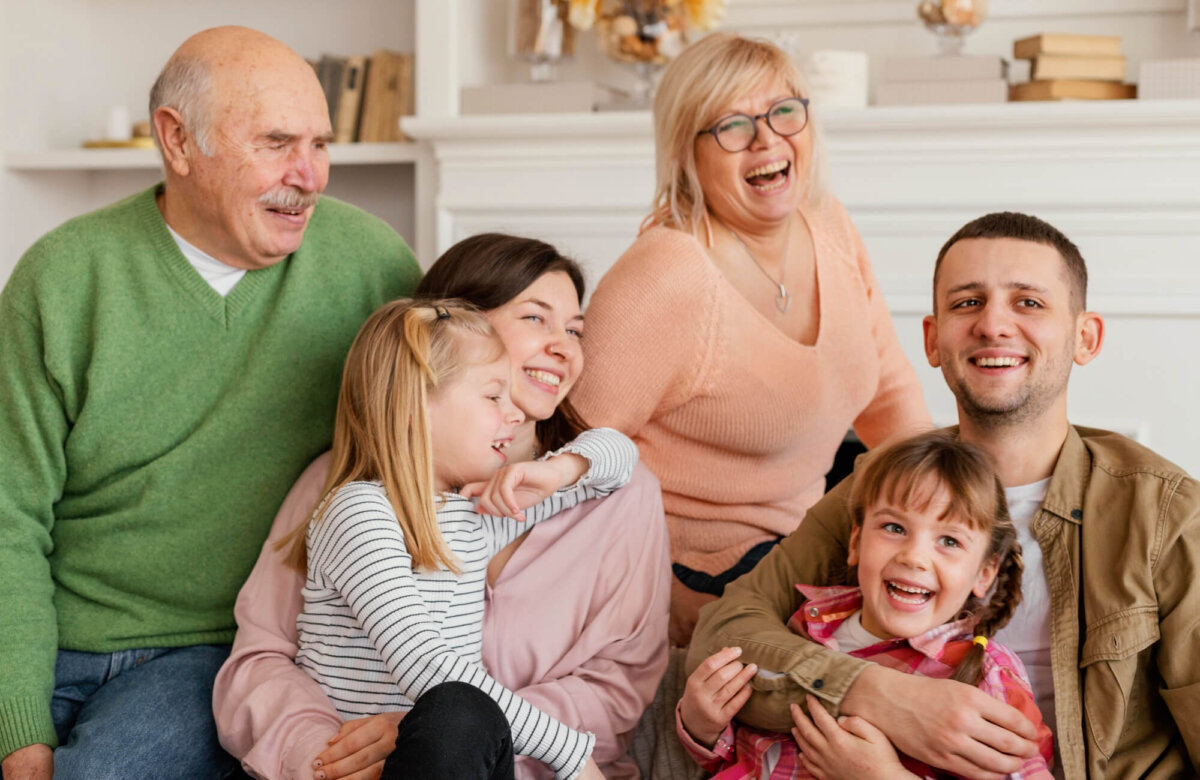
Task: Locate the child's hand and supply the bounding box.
[679,646,758,748]
[790,695,920,780]
[462,454,587,520]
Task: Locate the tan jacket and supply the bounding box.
[689,426,1200,779]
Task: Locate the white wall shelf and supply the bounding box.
[4,142,420,172]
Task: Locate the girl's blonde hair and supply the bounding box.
[280,298,503,575]
[847,430,1024,687]
[651,32,829,235]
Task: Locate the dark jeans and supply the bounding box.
[382,682,515,780]
[673,538,782,597]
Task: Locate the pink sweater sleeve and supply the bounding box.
[213,454,339,780]
[483,465,671,778]
[832,201,932,446]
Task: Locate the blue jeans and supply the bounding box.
[46,644,242,780]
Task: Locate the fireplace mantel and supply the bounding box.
[403,99,1200,473]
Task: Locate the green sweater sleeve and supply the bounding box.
[0,284,65,756]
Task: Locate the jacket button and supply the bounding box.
[1071,508,1083,520]
[808,606,820,617]
[813,678,824,690]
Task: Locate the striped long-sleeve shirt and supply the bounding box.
[296,428,637,779]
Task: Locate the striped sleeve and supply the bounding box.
[308,485,595,778]
[483,427,639,552]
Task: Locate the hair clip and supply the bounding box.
[972,635,988,649]
[434,305,451,320]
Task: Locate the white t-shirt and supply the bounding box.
[831,609,881,654]
[166,225,246,297]
[993,478,1059,772]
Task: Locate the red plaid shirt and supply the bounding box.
[676,585,1055,779]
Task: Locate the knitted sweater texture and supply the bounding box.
[0,185,420,756]
[572,197,930,575]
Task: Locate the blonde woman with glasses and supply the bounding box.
[572,33,931,650]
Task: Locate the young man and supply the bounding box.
[690,212,1200,779]
[0,27,420,779]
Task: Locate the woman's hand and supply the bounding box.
[462,453,587,520]
[679,646,758,748]
[312,712,405,780]
[576,756,606,780]
[790,696,919,780]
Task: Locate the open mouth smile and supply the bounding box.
[744,160,790,192]
[886,580,934,606]
[524,368,562,390]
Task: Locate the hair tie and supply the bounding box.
[972,635,988,649]
[433,305,450,320]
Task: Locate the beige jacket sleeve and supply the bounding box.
[685,473,870,732]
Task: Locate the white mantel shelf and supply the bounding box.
[405,94,1200,477]
[404,96,1200,312]
[4,142,422,171]
[404,99,1200,152]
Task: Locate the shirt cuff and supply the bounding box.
[674,700,735,770]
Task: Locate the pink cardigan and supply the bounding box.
[213,454,671,780]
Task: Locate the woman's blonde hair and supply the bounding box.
[847,430,1024,687]
[651,32,829,234]
[280,298,503,575]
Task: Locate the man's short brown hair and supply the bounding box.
[934,212,1089,312]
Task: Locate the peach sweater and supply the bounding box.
[572,197,931,575]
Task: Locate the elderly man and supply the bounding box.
[690,212,1200,779]
[0,27,419,779]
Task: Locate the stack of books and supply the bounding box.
[875,55,1008,106]
[312,50,414,143]
[1009,34,1136,101]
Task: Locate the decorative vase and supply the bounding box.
[917,0,988,55]
[510,0,574,82]
[596,0,687,103]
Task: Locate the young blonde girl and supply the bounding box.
[678,431,1054,780]
[282,299,635,780]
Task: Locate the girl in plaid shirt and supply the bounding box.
[677,431,1054,779]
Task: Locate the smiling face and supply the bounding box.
[924,238,1103,430]
[485,271,584,423]
[693,75,812,231]
[427,334,525,492]
[182,56,333,269]
[849,479,999,641]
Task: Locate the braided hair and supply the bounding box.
[950,481,1024,687]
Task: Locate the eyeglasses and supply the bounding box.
[696,97,811,153]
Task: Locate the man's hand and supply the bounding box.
[1,743,53,780]
[312,712,404,780]
[791,696,918,780]
[679,646,758,748]
[462,454,587,520]
[841,665,1038,780]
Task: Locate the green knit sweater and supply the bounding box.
[0,185,420,755]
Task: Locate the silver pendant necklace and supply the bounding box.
[726,226,790,314]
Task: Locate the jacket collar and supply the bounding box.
[791,584,976,659]
[1039,425,1089,526]
[940,423,1088,527]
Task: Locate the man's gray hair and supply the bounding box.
[149,56,215,156]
